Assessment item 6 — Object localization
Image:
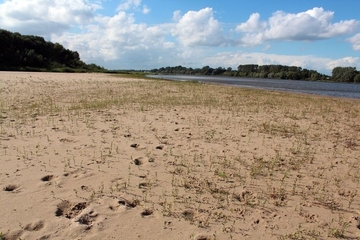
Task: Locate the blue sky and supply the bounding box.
[1,0,360,74]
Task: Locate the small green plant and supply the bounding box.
[348,190,357,208]
[89,191,96,202]
[328,216,350,238]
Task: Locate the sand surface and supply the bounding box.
[1,71,360,240]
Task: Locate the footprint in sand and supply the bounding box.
[117,198,140,209]
[24,220,45,231]
[75,210,98,229]
[2,229,23,240]
[55,200,89,219]
[134,157,154,165]
[134,157,143,165]
[55,201,99,229]
[130,143,140,148]
[182,209,196,221]
[41,175,54,182]
[3,184,19,192]
[194,235,211,240]
[80,185,93,192]
[141,208,154,217]
[138,182,150,189]
[156,145,165,150]
[354,216,360,230]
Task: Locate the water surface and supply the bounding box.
[147,75,360,99]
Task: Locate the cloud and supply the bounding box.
[117,0,141,11]
[0,0,150,38]
[0,0,159,66]
[51,10,175,68]
[236,13,266,33]
[173,10,182,22]
[0,0,99,36]
[171,7,226,47]
[327,56,359,69]
[347,33,360,50]
[142,5,151,14]
[116,0,150,14]
[236,7,360,46]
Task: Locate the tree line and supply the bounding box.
[0,29,105,72]
[150,64,360,83]
[331,67,360,83]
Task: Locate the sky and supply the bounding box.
[1,0,360,74]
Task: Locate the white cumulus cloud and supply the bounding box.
[51,10,175,69]
[0,0,99,36]
[171,7,226,47]
[236,13,266,33]
[142,5,151,14]
[327,57,359,69]
[117,0,141,11]
[116,0,149,14]
[347,33,360,50]
[236,7,360,46]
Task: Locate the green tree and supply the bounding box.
[354,74,360,83]
[0,28,103,71]
[332,67,357,82]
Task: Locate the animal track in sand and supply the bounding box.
[80,185,92,192]
[141,208,154,217]
[118,198,140,209]
[110,199,138,211]
[41,175,54,182]
[63,168,93,179]
[24,220,45,231]
[55,200,89,219]
[156,145,165,150]
[134,157,154,165]
[354,216,360,230]
[195,235,211,240]
[3,184,19,192]
[138,182,150,189]
[75,210,98,228]
[130,143,140,148]
[2,229,23,240]
[182,209,196,221]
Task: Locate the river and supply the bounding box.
[147,75,360,99]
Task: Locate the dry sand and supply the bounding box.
[0,71,360,240]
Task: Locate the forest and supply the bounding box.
[0,29,105,72]
[151,65,360,83]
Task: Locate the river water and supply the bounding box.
[147,75,360,99]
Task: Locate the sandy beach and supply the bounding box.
[1,71,360,240]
